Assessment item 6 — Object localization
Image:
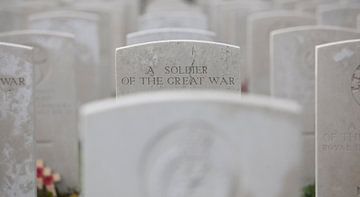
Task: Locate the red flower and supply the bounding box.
[37,167,44,178]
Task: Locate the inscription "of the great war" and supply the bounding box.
[320,124,360,152]
[120,66,236,87]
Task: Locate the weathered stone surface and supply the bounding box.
[208,0,272,84]
[29,10,101,104]
[139,11,209,30]
[80,90,302,197]
[316,39,360,197]
[0,2,57,33]
[126,28,216,45]
[116,40,241,95]
[247,10,315,95]
[271,26,360,185]
[0,30,79,190]
[72,1,128,98]
[0,42,35,197]
[317,4,360,29]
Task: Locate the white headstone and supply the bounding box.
[0,30,80,190]
[140,0,208,30]
[271,26,360,185]
[116,40,241,95]
[139,11,209,30]
[126,28,216,45]
[72,2,129,97]
[29,10,101,104]
[209,0,272,45]
[208,1,272,76]
[247,10,315,95]
[80,90,302,197]
[0,42,35,197]
[0,2,57,33]
[317,4,360,29]
[294,0,339,14]
[316,39,360,197]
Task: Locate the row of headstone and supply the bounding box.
[0,1,142,191]
[3,0,360,196]
[0,30,79,191]
[202,0,360,95]
[271,25,360,186]
[125,1,360,195]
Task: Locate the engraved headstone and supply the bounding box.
[317,4,360,29]
[126,28,216,45]
[271,26,360,185]
[80,90,302,197]
[247,10,315,95]
[29,10,101,104]
[0,30,79,190]
[316,39,360,197]
[0,42,35,197]
[116,40,241,95]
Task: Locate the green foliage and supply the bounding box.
[37,189,53,197]
[37,188,79,197]
[303,184,315,197]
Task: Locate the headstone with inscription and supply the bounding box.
[80,90,302,197]
[247,10,315,95]
[0,30,79,190]
[271,26,360,185]
[316,39,360,197]
[116,40,241,95]
[317,4,360,29]
[0,42,35,197]
[126,28,216,45]
[28,10,101,104]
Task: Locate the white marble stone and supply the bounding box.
[71,2,128,98]
[317,3,360,29]
[316,39,360,197]
[271,26,360,185]
[0,42,35,197]
[208,1,273,91]
[208,0,272,47]
[29,10,101,104]
[139,11,209,30]
[0,2,57,33]
[0,30,79,190]
[139,0,208,30]
[247,10,315,95]
[116,40,241,95]
[294,0,339,14]
[80,90,302,197]
[126,28,216,45]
